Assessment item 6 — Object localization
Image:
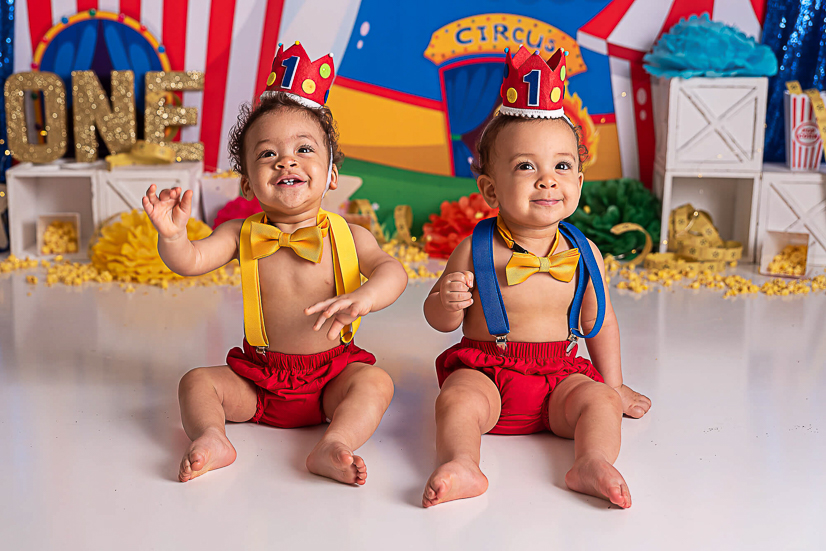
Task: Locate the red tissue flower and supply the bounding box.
[212,196,262,229]
[423,193,498,259]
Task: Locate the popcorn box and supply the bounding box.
[784,90,826,171]
[36,212,80,256]
[759,230,813,279]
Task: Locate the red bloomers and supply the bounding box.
[436,337,604,435]
[227,340,376,428]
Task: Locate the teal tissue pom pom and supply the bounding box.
[643,14,777,78]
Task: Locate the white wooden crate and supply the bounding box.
[652,76,768,174]
[7,163,97,261]
[653,168,760,263]
[759,230,815,277]
[758,163,826,267]
[6,161,203,260]
[200,173,241,227]
[97,162,202,227]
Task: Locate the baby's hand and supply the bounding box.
[305,291,373,341]
[142,184,192,241]
[615,384,651,418]
[440,271,474,312]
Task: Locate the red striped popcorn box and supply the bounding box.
[784,90,826,172]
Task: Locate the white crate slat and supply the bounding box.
[758,163,826,267]
[96,162,202,227]
[653,76,768,174]
[6,161,203,260]
[651,76,769,264]
[654,168,760,263]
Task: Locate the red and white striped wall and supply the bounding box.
[13,0,361,171]
[578,0,766,185]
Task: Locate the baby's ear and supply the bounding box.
[327,164,339,191]
[240,176,254,200]
[477,174,498,209]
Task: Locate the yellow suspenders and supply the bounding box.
[239,209,362,349]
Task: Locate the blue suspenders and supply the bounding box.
[470,217,606,353]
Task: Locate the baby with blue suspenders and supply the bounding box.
[422,46,651,509]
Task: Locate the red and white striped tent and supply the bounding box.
[577,0,766,185]
[13,0,362,171]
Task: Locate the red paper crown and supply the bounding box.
[262,41,335,108]
[499,46,568,120]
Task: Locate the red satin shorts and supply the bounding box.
[227,340,376,428]
[436,337,604,435]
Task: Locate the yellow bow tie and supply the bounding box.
[496,216,580,286]
[249,214,329,263]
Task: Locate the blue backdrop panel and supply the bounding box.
[762,0,826,164]
[443,62,502,177]
[1,0,15,252]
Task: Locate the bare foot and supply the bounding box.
[306,439,367,485]
[565,456,631,508]
[178,427,237,482]
[422,458,488,508]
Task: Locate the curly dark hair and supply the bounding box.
[227,93,343,177]
[471,114,589,176]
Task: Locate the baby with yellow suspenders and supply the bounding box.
[143,42,407,485]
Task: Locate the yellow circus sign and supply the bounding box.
[424,13,586,76]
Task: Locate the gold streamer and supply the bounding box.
[609,222,652,269]
[803,88,826,164]
[3,71,68,163]
[668,204,743,262]
[348,199,385,243]
[144,71,205,161]
[393,204,417,246]
[105,140,176,169]
[72,70,136,162]
[644,204,742,272]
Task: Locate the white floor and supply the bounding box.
[1,265,825,550]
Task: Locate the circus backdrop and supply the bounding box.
[13,0,767,186]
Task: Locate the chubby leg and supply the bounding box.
[547,374,629,508]
[177,366,258,482]
[306,362,394,485]
[422,369,501,508]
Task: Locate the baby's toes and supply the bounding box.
[179,458,192,482]
[354,456,367,484]
[632,403,649,417]
[353,455,366,471]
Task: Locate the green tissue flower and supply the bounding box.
[568,179,661,258]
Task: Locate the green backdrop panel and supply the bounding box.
[341,158,478,237]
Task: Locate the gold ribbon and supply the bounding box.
[249,215,327,263]
[348,199,385,244]
[393,204,416,246]
[645,204,742,272]
[496,216,580,285]
[669,204,742,263]
[239,209,361,348]
[105,140,176,169]
[609,222,652,269]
